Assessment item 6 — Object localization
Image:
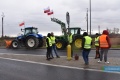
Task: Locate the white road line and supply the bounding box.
[0,53,94,58]
[0,57,120,74]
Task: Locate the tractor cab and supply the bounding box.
[67,27,83,49]
[22,27,38,35]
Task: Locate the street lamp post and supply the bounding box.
[1,12,5,38]
[98,25,100,34]
[89,0,91,35]
[86,8,88,33]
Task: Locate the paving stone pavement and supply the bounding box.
[0,54,120,71]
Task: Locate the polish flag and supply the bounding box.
[47,10,54,15]
[19,22,25,26]
[44,7,50,13]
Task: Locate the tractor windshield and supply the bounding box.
[67,28,79,35]
[67,27,81,35]
[32,28,38,34]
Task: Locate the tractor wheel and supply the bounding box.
[11,40,20,49]
[56,40,65,50]
[25,36,39,49]
[73,38,82,49]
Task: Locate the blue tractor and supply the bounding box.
[11,27,44,49]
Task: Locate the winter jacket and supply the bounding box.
[99,30,111,49]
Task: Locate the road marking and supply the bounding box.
[0,57,120,74]
[0,53,94,58]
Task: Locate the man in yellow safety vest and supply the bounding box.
[46,33,52,61]
[94,33,100,59]
[82,32,92,65]
[50,32,60,58]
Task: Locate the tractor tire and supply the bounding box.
[73,37,82,49]
[25,36,39,49]
[11,40,20,49]
[56,40,66,50]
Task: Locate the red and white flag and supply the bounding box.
[44,7,50,13]
[47,10,54,15]
[19,22,24,26]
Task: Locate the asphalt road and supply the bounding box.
[0,48,120,80]
[0,58,120,80]
[0,48,120,57]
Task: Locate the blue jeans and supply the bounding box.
[51,44,59,57]
[82,49,90,64]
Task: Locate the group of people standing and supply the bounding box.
[82,30,111,65]
[45,30,111,65]
[46,31,73,61]
[46,32,60,61]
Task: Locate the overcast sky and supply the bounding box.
[0,0,120,36]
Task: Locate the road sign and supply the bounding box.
[66,12,70,26]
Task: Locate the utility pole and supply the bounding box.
[89,0,91,35]
[1,12,5,38]
[98,25,100,34]
[86,8,88,33]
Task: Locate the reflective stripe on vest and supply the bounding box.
[51,36,56,44]
[46,37,52,47]
[68,34,73,43]
[95,36,99,46]
[84,36,92,49]
[99,35,109,47]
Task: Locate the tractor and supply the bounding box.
[11,27,44,49]
[51,17,83,50]
[55,27,83,50]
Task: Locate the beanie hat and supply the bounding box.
[102,30,109,35]
[83,32,88,36]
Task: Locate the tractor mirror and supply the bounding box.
[21,29,24,32]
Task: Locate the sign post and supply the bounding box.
[66,12,70,32]
[66,12,71,60]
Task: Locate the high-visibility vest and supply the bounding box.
[99,35,109,47]
[95,36,99,46]
[84,36,92,49]
[68,34,73,43]
[46,37,52,47]
[50,36,56,44]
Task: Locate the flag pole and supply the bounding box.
[52,10,54,18]
[24,21,25,28]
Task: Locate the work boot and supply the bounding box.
[95,57,97,59]
[46,58,50,61]
[57,56,60,58]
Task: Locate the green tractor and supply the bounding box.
[51,17,83,50]
[55,27,83,50]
